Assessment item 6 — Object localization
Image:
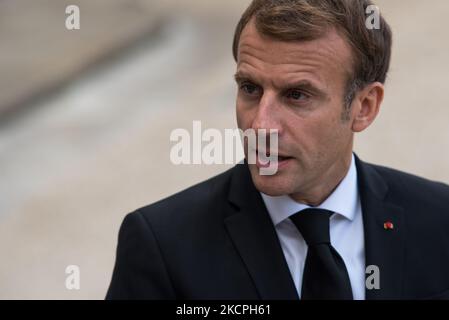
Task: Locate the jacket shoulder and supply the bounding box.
[134,165,236,226]
[370,163,449,207]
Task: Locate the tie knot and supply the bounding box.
[290,208,333,246]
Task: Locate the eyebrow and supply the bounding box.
[234,71,327,98]
[233,72,255,85]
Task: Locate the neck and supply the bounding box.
[289,152,353,207]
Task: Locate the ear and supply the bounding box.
[351,82,384,133]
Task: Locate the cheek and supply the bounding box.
[236,100,253,130]
[312,111,350,150]
[235,105,244,130]
[288,108,343,151]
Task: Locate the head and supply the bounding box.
[233,0,392,205]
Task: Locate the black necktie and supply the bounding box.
[290,208,353,300]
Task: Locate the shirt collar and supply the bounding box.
[261,153,359,226]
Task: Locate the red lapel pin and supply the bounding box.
[383,221,394,230]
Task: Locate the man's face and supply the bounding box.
[235,20,356,203]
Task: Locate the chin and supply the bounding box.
[248,165,294,197]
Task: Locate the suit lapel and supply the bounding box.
[355,155,406,299]
[223,156,406,300]
[224,164,299,300]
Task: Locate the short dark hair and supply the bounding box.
[232,0,393,114]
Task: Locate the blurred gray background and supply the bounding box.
[0,0,448,299]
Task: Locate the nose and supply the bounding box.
[251,90,282,135]
[250,90,282,152]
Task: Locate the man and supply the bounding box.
[106,0,449,300]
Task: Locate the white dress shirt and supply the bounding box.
[260,153,365,300]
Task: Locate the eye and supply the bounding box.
[286,89,309,101]
[240,83,261,96]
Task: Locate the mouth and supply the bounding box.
[255,149,294,169]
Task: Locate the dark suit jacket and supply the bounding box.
[106,154,449,300]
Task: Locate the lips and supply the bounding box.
[254,149,294,171]
[277,155,293,162]
[256,150,293,161]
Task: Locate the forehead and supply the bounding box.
[237,19,353,88]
